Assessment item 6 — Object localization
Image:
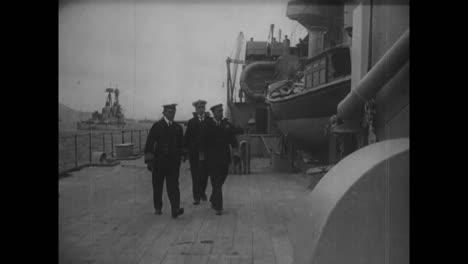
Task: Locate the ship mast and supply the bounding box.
[226,31,245,106]
[231,31,244,102]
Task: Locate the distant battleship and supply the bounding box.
[138,118,155,123]
[76,86,126,130]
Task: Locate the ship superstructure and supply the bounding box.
[226,25,307,135]
[76,85,126,130]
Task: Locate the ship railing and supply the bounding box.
[59,129,150,177]
[239,133,281,158]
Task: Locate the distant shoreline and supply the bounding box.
[59,120,188,136]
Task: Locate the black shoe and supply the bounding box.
[215,210,222,215]
[172,208,184,218]
[154,210,162,215]
[193,200,200,205]
[201,194,207,201]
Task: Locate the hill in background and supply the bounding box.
[59,103,92,131]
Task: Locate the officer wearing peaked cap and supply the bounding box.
[184,99,212,205]
[144,103,184,218]
[192,100,207,108]
[203,103,239,215]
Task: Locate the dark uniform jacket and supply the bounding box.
[184,112,212,162]
[203,117,239,166]
[144,118,184,167]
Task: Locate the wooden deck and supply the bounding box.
[59,158,313,264]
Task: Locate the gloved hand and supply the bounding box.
[232,148,240,157]
[147,163,153,172]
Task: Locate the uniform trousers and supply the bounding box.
[208,163,229,211]
[152,161,181,214]
[190,158,209,201]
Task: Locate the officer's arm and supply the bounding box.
[178,124,184,150]
[183,120,192,150]
[200,119,212,149]
[144,123,159,164]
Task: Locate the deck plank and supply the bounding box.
[249,174,277,264]
[188,207,222,256]
[166,204,205,256]
[231,174,253,259]
[138,166,195,264]
[210,176,238,256]
[59,158,312,264]
[119,167,193,263]
[260,173,294,264]
[161,254,185,264]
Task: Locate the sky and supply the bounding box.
[59,0,308,120]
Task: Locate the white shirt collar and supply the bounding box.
[198,113,205,121]
[163,116,172,125]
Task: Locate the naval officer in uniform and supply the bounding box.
[184,99,211,205]
[204,104,239,215]
[144,104,184,219]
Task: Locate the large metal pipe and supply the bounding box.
[337,29,409,120]
[239,61,277,100]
